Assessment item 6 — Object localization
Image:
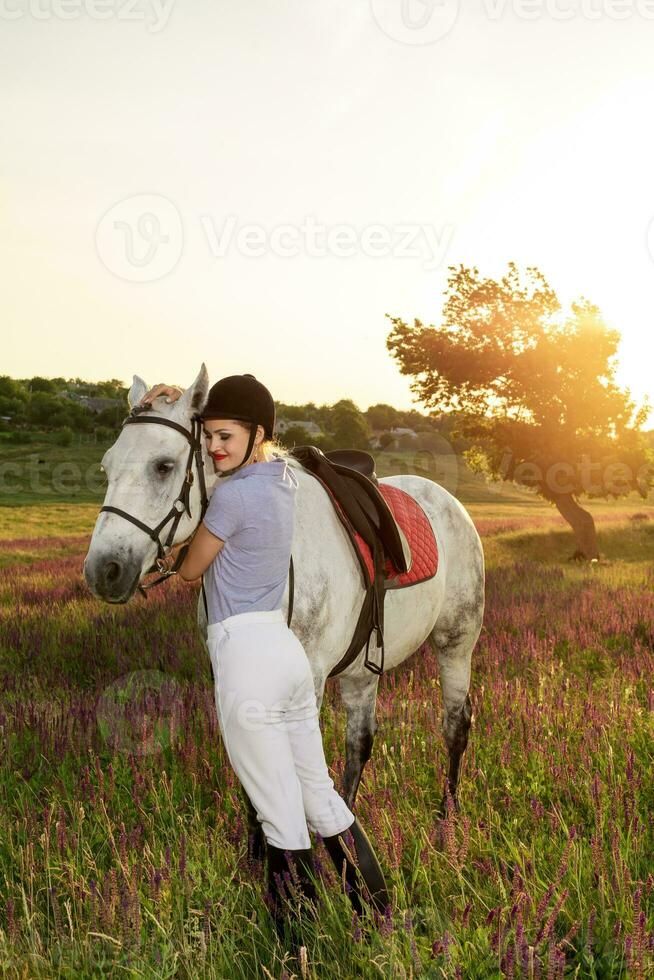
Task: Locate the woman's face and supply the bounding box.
[202,419,263,471]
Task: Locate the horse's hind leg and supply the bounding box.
[428,626,476,815]
[338,671,381,811]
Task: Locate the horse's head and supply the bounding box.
[83,363,212,603]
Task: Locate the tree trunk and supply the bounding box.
[550,493,599,560]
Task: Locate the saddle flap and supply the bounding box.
[290,445,409,574]
[329,463,408,573]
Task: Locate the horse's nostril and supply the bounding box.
[105,561,122,584]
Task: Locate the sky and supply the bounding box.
[2,0,654,424]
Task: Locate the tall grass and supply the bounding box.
[0,512,652,977]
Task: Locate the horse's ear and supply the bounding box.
[127,375,148,409]
[178,363,210,415]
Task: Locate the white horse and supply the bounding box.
[83,365,485,856]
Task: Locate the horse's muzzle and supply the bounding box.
[83,551,145,604]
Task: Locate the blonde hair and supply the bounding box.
[232,420,294,464]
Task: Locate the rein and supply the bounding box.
[99,404,210,598]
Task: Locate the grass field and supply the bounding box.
[1,463,653,977]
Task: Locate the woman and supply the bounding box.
[138,373,390,946]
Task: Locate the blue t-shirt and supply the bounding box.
[201,458,299,625]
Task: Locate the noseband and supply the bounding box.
[99,404,210,597]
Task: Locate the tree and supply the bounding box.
[26,392,71,429]
[0,376,25,399]
[331,399,373,450]
[386,262,653,560]
[94,379,128,399]
[278,424,318,449]
[56,426,74,447]
[365,403,399,431]
[30,377,57,394]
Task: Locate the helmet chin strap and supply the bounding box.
[217,422,259,478]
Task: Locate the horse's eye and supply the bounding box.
[155,461,175,476]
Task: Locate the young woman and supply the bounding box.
[138,373,390,945]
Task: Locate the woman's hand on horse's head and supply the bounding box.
[139,384,184,406]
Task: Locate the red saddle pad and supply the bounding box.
[330,482,438,588]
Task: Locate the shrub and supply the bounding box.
[7,431,33,444]
[95,426,115,442]
[56,427,74,447]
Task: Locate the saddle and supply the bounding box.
[288,445,411,677]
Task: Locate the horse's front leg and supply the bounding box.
[338,671,380,810]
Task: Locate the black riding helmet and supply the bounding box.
[198,373,276,477]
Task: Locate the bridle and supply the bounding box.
[99,404,210,598]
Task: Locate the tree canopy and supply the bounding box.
[386,262,653,559]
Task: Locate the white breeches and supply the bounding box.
[207,607,354,849]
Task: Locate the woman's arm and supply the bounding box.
[163,525,226,581]
[139,384,184,406]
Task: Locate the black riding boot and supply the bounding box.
[265,842,318,948]
[320,815,390,917]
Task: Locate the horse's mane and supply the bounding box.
[272,450,303,472]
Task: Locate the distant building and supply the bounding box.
[370,426,420,451]
[79,396,122,414]
[57,389,122,413]
[276,419,323,437]
[58,388,92,401]
[390,427,418,439]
